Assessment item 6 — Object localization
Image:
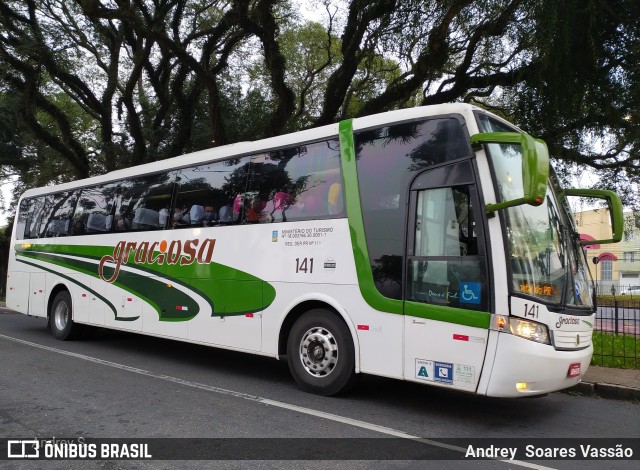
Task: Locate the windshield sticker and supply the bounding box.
[460,282,481,304]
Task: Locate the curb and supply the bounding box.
[566,381,640,402]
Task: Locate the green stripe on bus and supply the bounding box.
[339,119,403,315]
[18,251,197,321]
[16,245,276,320]
[338,119,490,329]
[405,302,489,329]
[16,243,109,260]
[15,256,126,320]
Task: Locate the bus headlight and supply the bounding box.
[508,317,550,345]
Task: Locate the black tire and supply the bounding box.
[287,309,357,396]
[49,291,84,340]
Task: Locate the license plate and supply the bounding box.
[568,363,581,378]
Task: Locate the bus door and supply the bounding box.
[403,160,491,392]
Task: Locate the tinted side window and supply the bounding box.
[174,157,250,228]
[16,198,32,240]
[355,118,470,299]
[72,183,119,235]
[41,191,79,237]
[172,138,343,228]
[23,197,45,239]
[476,113,516,133]
[246,139,343,223]
[114,173,175,231]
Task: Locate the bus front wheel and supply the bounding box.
[287,309,357,396]
[50,291,83,341]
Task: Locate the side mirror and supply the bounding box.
[563,189,624,244]
[471,132,549,214]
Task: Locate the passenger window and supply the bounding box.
[16,198,33,240]
[42,191,79,237]
[174,157,249,228]
[72,183,118,235]
[115,173,175,231]
[23,197,45,239]
[247,139,343,223]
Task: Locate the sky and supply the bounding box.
[0,177,16,227]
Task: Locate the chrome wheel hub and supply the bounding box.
[299,326,338,377]
[53,302,68,331]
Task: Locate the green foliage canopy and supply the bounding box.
[0,0,638,213]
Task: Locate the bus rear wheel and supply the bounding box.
[287,309,356,396]
[50,291,83,340]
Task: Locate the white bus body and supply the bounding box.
[7,104,618,397]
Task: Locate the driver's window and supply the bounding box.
[414,187,477,258]
[408,184,487,311]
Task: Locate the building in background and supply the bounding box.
[575,209,640,294]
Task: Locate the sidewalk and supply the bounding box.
[569,365,640,402]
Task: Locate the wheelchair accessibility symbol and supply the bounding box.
[460,282,481,305]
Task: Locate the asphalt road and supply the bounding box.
[0,308,638,470]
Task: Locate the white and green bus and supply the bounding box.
[6,103,623,397]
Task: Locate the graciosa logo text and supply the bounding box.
[98,239,216,283]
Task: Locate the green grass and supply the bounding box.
[591,331,639,369]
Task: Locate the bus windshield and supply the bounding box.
[504,186,592,309]
[477,113,593,309]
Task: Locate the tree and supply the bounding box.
[0,0,638,213]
